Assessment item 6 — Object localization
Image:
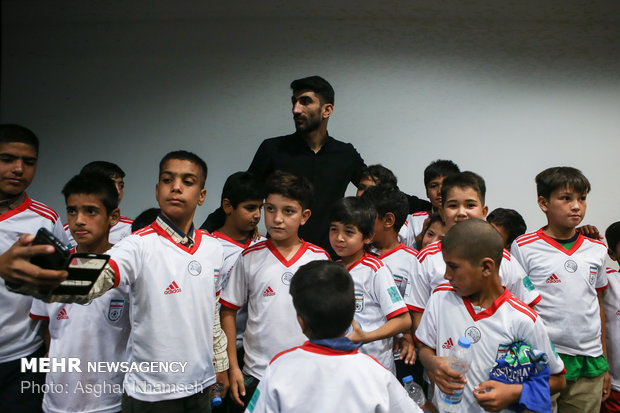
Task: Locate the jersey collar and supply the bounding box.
[462,287,512,321]
[536,227,585,256]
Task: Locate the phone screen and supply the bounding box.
[68,256,108,270]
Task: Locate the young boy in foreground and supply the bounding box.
[416,219,565,412]
[329,196,411,373]
[602,221,620,413]
[511,166,610,412]
[247,260,422,413]
[30,173,130,413]
[220,171,329,410]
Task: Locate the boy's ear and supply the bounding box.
[537,196,549,213]
[300,209,312,226]
[481,205,489,219]
[108,208,121,227]
[383,212,395,229]
[222,198,233,215]
[198,189,207,206]
[480,257,495,277]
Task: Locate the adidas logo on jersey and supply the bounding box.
[263,286,276,297]
[545,274,561,284]
[164,281,182,295]
[56,308,69,320]
[442,338,454,350]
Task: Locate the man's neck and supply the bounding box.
[217,222,251,243]
[543,225,577,240]
[271,236,303,260]
[300,129,328,153]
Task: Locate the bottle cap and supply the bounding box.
[458,336,471,348]
[402,375,413,384]
[212,397,222,407]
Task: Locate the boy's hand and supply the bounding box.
[346,320,367,343]
[228,367,246,406]
[0,234,67,290]
[576,225,603,240]
[602,371,611,402]
[473,380,522,412]
[215,370,229,397]
[428,357,466,395]
[251,227,262,242]
[394,332,416,364]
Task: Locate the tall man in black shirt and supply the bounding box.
[247,76,364,252]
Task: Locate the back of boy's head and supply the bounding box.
[159,150,208,188]
[360,185,408,232]
[61,173,119,214]
[329,196,376,239]
[606,222,620,254]
[80,161,125,179]
[360,164,398,188]
[290,75,335,105]
[132,208,161,232]
[290,260,354,339]
[0,124,39,155]
[264,170,313,210]
[424,159,460,187]
[535,166,591,199]
[222,171,264,207]
[487,208,527,247]
[443,218,504,267]
[440,171,486,206]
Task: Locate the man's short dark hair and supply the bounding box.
[80,161,125,179]
[487,208,527,247]
[329,196,376,239]
[424,159,460,188]
[606,221,620,253]
[360,185,408,232]
[0,124,39,155]
[290,76,335,105]
[290,260,355,339]
[443,219,504,267]
[264,170,314,210]
[62,173,119,214]
[221,171,265,208]
[159,150,208,188]
[535,167,591,199]
[360,164,398,188]
[132,208,160,232]
[441,171,486,206]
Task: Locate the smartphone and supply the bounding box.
[30,227,70,270]
[53,253,110,295]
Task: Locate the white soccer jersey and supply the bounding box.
[247,341,422,413]
[220,240,330,380]
[377,244,418,298]
[406,241,540,313]
[106,221,223,401]
[64,216,133,247]
[30,286,130,413]
[398,211,429,248]
[212,231,267,293]
[415,285,564,413]
[604,268,620,392]
[511,229,608,356]
[0,195,68,363]
[347,254,409,372]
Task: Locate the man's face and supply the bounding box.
[0,142,37,201]
[292,90,326,133]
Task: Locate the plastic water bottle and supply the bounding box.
[402,375,426,407]
[437,336,472,412]
[210,382,224,407]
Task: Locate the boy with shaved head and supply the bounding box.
[415,219,565,412]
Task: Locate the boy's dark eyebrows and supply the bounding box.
[0,152,37,161]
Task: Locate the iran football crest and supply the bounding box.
[108,299,125,321]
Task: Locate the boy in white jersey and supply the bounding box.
[603,222,620,413]
[30,172,130,413]
[407,171,540,331]
[511,167,610,412]
[416,219,566,413]
[329,196,411,373]
[487,208,527,251]
[220,171,329,411]
[399,159,459,249]
[361,185,418,373]
[0,124,68,413]
[64,161,133,246]
[248,260,422,413]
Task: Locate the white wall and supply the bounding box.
[2,3,619,241]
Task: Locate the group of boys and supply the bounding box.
[0,85,619,413]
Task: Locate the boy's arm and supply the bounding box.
[598,290,612,401]
[220,306,245,406]
[347,312,411,344]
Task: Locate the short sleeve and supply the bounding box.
[51,218,70,247]
[220,253,248,310]
[107,235,143,285]
[245,365,278,413]
[407,257,432,313]
[373,265,407,320]
[596,262,608,291]
[414,291,438,350]
[30,298,50,320]
[500,255,540,307]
